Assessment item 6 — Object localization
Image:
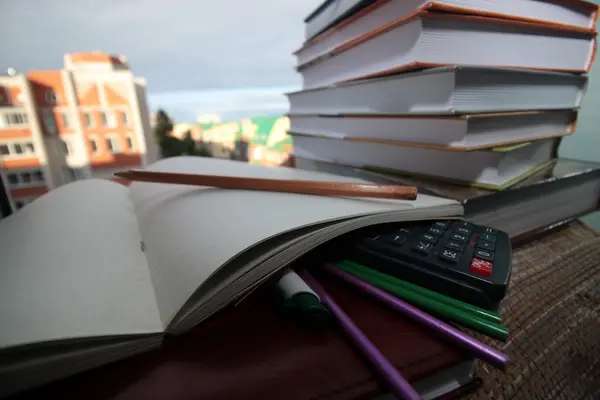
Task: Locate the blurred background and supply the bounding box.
[0,0,598,227]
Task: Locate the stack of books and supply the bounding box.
[288,0,600,239]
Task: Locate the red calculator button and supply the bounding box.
[470,258,493,277]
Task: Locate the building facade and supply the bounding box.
[0,52,158,214]
[171,115,294,167]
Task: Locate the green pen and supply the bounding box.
[339,260,503,324]
[337,262,509,341]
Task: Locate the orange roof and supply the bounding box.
[27,70,67,106]
[69,52,127,67]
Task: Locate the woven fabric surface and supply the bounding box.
[467,221,600,400]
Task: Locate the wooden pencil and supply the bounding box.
[114,170,418,200]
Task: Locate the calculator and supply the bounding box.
[345,220,512,311]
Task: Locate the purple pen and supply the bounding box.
[324,263,510,370]
[297,269,422,400]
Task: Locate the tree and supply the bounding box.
[153,109,178,158]
[196,142,212,158]
[153,110,212,158]
[154,109,172,142]
[182,131,197,155]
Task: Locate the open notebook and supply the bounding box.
[0,156,462,397]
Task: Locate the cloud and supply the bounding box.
[0,0,321,92]
[149,86,296,122]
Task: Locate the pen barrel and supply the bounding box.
[337,263,508,341]
[325,264,509,370]
[340,261,502,324]
[298,269,422,400]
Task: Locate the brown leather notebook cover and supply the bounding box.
[19,272,468,400]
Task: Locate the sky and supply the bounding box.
[0,0,322,122]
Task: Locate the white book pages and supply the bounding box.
[0,180,163,350]
[289,115,467,145]
[177,197,462,332]
[464,111,575,148]
[300,13,596,90]
[129,156,458,328]
[287,67,588,115]
[302,0,597,51]
[289,111,576,149]
[292,135,556,186]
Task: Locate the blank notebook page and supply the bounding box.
[0,180,163,350]
[130,156,457,327]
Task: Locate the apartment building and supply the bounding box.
[0,52,158,215]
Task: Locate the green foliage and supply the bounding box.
[153,109,212,158]
[154,109,173,143]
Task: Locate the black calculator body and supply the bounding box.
[346,220,512,311]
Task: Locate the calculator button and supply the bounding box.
[469,258,493,277]
[451,233,469,243]
[454,221,472,228]
[432,221,449,229]
[412,241,433,254]
[428,227,444,235]
[480,233,496,243]
[475,249,494,261]
[440,249,461,263]
[477,240,495,251]
[382,234,407,245]
[421,233,438,244]
[482,227,497,234]
[455,227,471,235]
[397,228,411,235]
[446,241,465,251]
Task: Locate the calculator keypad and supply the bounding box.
[351,219,511,310]
[365,219,502,280]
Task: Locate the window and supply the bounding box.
[100,112,108,127]
[84,112,93,128]
[42,109,57,135]
[60,139,71,155]
[89,137,98,153]
[7,174,18,185]
[61,112,69,128]
[20,172,32,183]
[45,92,58,104]
[0,141,35,157]
[126,134,134,151]
[2,112,28,127]
[33,170,44,182]
[120,111,129,126]
[9,114,25,124]
[106,136,120,153]
[5,169,44,186]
